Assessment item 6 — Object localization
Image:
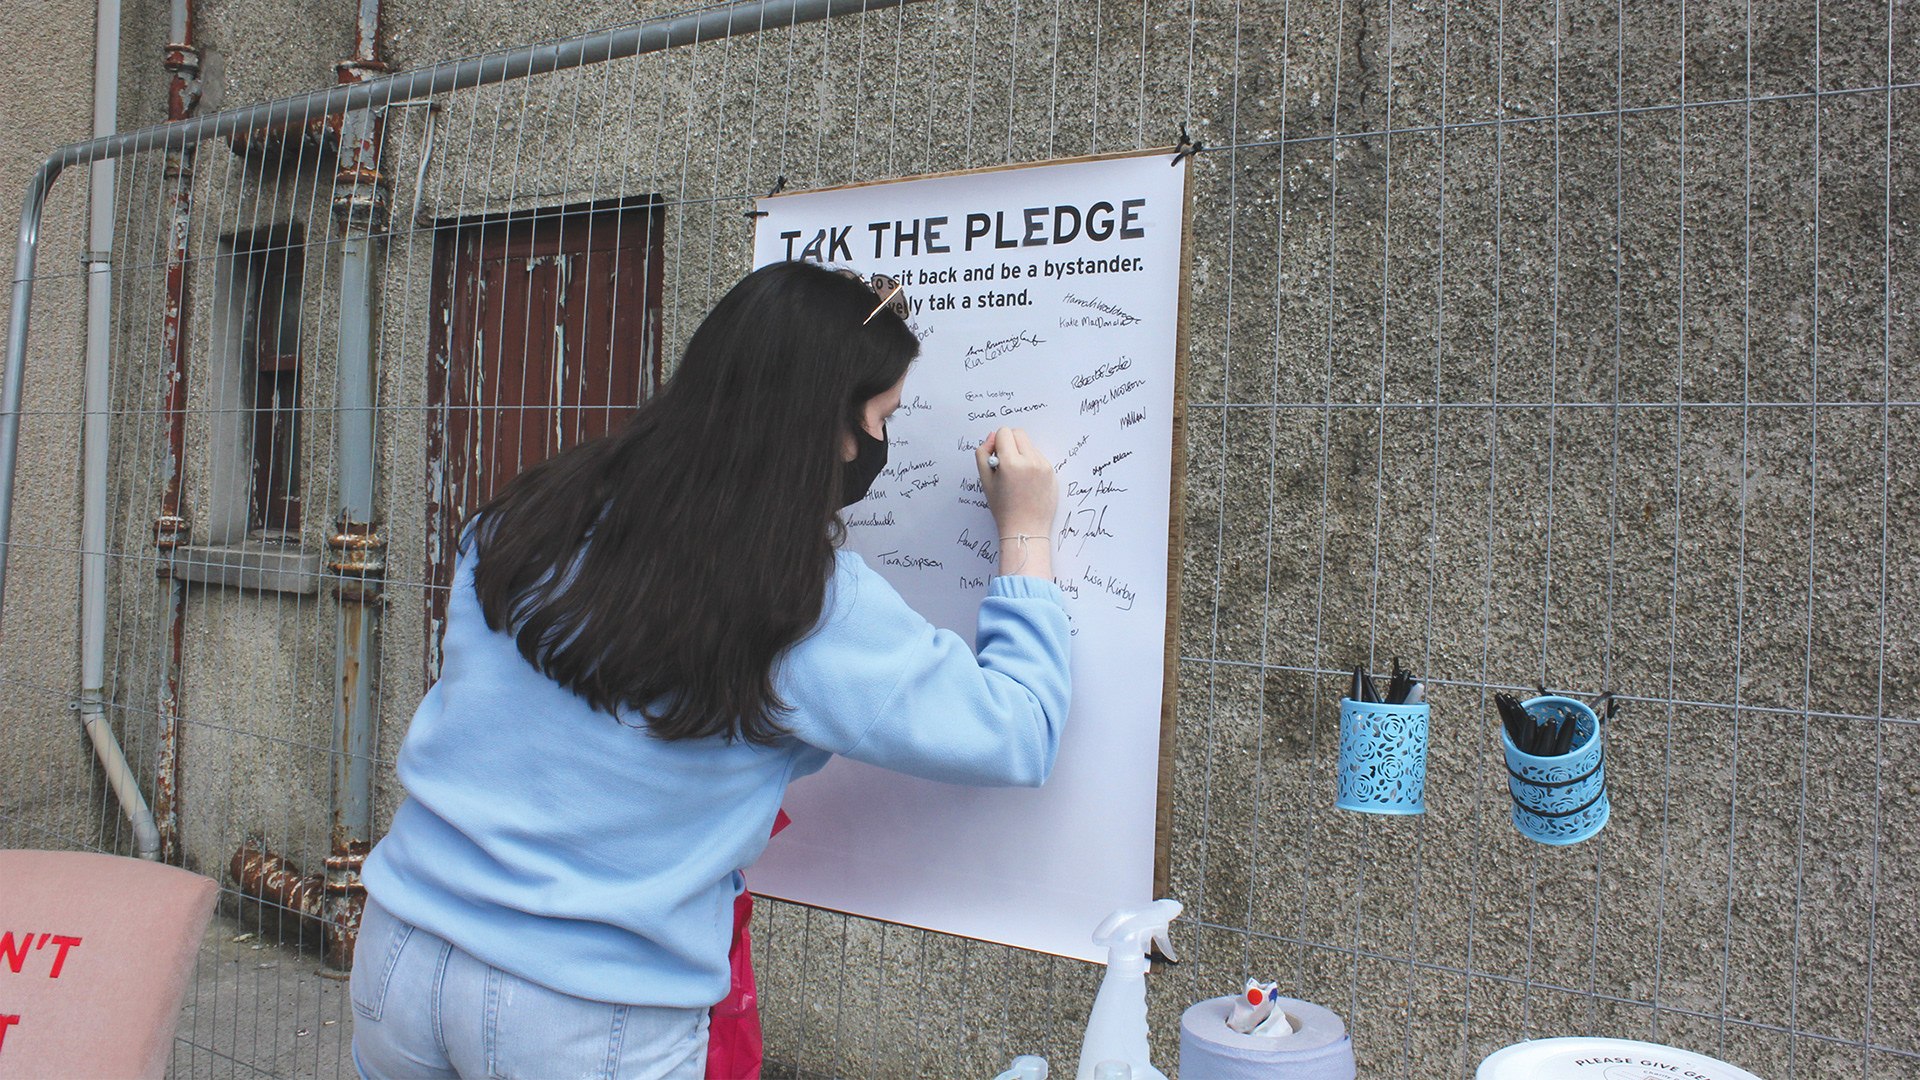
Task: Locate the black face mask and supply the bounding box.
[841,423,888,507]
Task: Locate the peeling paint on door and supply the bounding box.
[421,203,664,686]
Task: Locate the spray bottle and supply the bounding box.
[1075,899,1182,1080]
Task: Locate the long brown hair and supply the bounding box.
[469,261,918,742]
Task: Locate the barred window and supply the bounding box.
[231,227,304,535]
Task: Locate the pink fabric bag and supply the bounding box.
[706,809,788,1080]
[705,889,765,1080]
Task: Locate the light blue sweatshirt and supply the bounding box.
[361,543,1071,1008]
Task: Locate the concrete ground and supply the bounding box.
[169,914,353,1080]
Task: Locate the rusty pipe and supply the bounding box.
[324,518,383,978]
[330,0,389,173]
[229,838,368,973]
[323,0,388,977]
[152,573,185,862]
[153,0,199,865]
[230,840,326,927]
[351,0,383,69]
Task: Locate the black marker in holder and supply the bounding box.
[1500,695,1610,845]
[1336,661,1429,815]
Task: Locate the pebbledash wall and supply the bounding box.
[1,0,1916,1076]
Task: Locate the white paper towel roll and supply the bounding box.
[1178,995,1355,1080]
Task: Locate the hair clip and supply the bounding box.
[863,279,908,324]
[833,268,910,323]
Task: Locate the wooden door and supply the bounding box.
[424,198,664,682]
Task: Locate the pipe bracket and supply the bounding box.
[331,168,390,231]
[162,43,202,75]
[327,519,386,600]
[153,513,190,551]
[325,521,386,573]
[322,844,369,896]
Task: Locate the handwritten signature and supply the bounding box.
[1061,293,1141,325]
[1080,378,1148,417]
[962,331,1046,370]
[1051,433,1091,474]
[1065,477,1130,507]
[1080,564,1137,611]
[1070,357,1134,389]
[955,528,1000,564]
[1059,504,1117,556]
[877,549,944,571]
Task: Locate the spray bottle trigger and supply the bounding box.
[1150,926,1178,965]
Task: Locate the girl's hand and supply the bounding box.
[976,427,1056,578]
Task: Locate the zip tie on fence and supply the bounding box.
[743,174,787,219]
[1170,123,1203,166]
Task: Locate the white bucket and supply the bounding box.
[1477,1037,1765,1080]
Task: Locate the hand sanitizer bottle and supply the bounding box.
[1075,899,1182,1080]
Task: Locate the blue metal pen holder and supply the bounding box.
[1502,695,1610,845]
[1336,698,1429,815]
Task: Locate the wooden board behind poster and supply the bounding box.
[749,150,1190,962]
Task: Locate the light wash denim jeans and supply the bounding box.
[351,898,709,1080]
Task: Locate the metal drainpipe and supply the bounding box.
[153,0,199,865]
[79,0,162,860]
[321,0,389,976]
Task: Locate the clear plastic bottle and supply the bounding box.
[1075,899,1182,1080]
[993,1055,1050,1080]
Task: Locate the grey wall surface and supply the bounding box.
[0,0,110,856]
[1,1,1914,1077]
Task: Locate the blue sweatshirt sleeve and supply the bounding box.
[778,553,1072,787]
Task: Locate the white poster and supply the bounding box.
[749,152,1188,962]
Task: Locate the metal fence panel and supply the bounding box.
[0,1,1914,1076]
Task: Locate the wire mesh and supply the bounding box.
[0,0,1914,1076]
